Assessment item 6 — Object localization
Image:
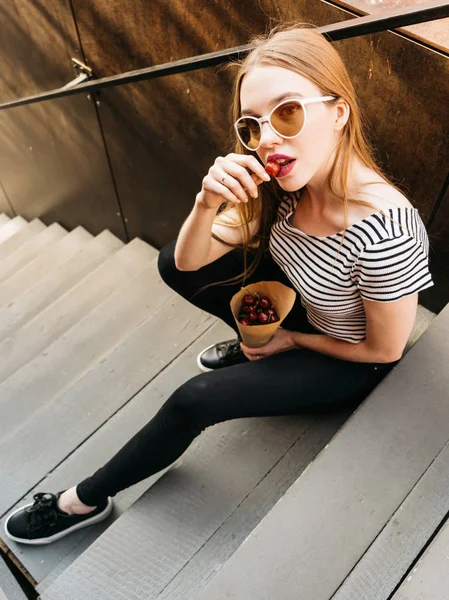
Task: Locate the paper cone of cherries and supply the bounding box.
[230,281,296,348]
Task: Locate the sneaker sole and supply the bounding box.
[196,343,215,373]
[4,496,114,545]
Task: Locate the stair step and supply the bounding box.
[1,295,215,588]
[0,218,46,260]
[0,251,178,512]
[0,216,28,245]
[0,237,154,382]
[37,321,348,600]
[389,516,449,600]
[0,226,93,310]
[0,223,67,284]
[0,554,28,600]
[0,213,11,228]
[0,253,167,441]
[332,436,449,600]
[0,230,122,341]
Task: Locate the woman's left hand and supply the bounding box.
[240,328,297,361]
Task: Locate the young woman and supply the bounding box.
[5,24,433,545]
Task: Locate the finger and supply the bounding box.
[214,162,256,201]
[251,173,265,186]
[203,178,246,204]
[212,168,250,203]
[226,154,271,184]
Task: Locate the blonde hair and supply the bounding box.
[199,22,408,293]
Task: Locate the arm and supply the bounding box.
[291,292,418,363]
[175,200,260,271]
[241,293,418,364]
[174,153,268,271]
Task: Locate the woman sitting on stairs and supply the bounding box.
[5,22,433,545]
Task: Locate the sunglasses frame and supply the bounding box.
[234,96,336,151]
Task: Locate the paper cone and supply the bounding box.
[230,281,296,348]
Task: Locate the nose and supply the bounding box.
[258,120,282,149]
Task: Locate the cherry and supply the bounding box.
[243,294,256,306]
[248,311,258,322]
[239,318,250,326]
[258,312,269,324]
[265,162,281,177]
[259,296,271,309]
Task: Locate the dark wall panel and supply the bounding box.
[0,0,82,100]
[71,0,274,247]
[0,97,126,238]
[421,185,449,312]
[0,1,126,239]
[96,67,236,247]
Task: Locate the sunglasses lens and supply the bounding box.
[270,101,304,137]
[236,101,305,149]
[236,118,261,150]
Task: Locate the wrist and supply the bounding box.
[288,330,304,349]
[195,192,220,213]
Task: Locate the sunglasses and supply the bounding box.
[234,96,336,151]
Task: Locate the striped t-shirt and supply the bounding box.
[269,191,434,343]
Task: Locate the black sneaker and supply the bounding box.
[197,338,249,372]
[4,491,113,545]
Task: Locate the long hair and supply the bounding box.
[196,22,407,295]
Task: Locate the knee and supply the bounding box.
[157,240,177,282]
[164,375,214,432]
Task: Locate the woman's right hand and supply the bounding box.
[196,153,271,210]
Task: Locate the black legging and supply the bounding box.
[76,240,398,506]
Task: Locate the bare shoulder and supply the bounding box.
[359,178,414,212]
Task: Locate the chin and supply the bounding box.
[277,178,306,193]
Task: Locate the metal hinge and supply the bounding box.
[62,58,94,89]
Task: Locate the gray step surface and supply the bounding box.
[0,255,167,442]
[0,218,46,261]
[391,517,449,600]
[0,226,93,309]
[331,435,449,600]
[0,216,27,245]
[1,295,215,587]
[38,320,351,600]
[0,230,122,340]
[0,555,28,600]
[0,237,155,383]
[0,223,67,283]
[0,254,189,513]
[191,301,449,600]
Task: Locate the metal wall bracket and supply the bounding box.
[62,58,94,89]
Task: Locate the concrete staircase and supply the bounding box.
[0,215,440,600]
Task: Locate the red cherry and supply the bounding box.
[258,312,269,324]
[243,294,256,306]
[270,314,280,323]
[259,296,271,309]
[265,162,281,177]
[248,311,258,322]
[239,318,250,326]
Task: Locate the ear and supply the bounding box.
[333,98,350,132]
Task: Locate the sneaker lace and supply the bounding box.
[218,340,243,358]
[26,493,58,529]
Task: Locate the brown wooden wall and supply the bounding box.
[0,0,448,311]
